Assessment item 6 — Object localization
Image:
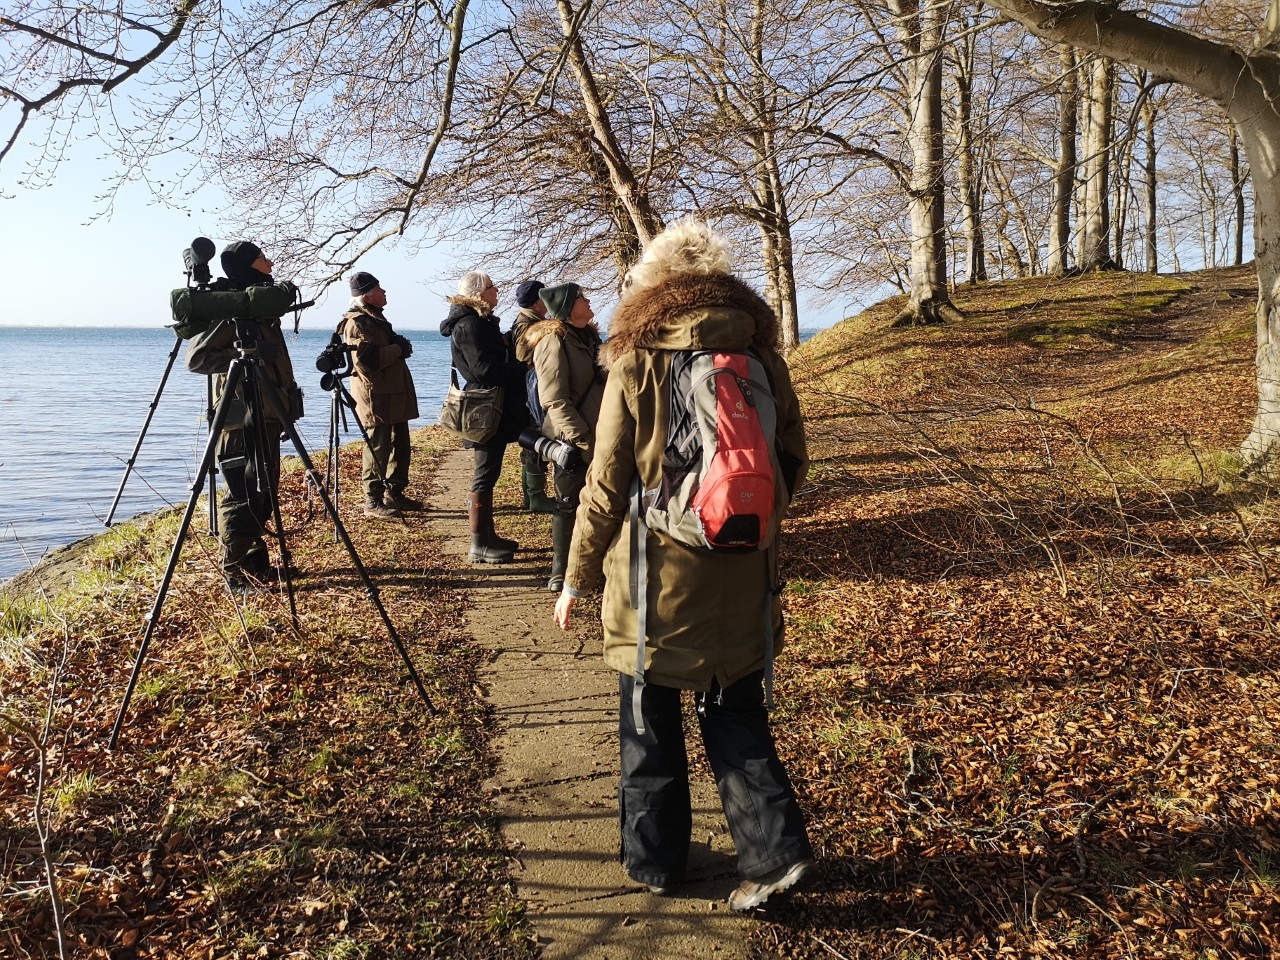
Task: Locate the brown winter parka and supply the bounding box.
[337,303,419,426]
[563,272,809,692]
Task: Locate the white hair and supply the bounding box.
[625,219,733,291]
[458,270,494,298]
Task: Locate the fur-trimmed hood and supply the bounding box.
[525,317,603,352]
[602,272,779,366]
[440,295,494,337]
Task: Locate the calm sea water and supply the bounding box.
[0,325,454,583]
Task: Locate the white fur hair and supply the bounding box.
[458,270,494,298]
[625,218,733,290]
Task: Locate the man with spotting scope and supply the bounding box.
[185,241,302,590]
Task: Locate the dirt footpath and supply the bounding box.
[423,449,752,959]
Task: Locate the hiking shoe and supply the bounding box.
[384,489,424,511]
[647,884,674,896]
[224,572,262,595]
[363,496,401,519]
[727,859,815,912]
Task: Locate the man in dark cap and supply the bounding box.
[338,271,420,518]
[185,240,302,591]
[508,279,555,513]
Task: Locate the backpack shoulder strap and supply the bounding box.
[628,473,649,735]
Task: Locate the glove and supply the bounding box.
[393,333,413,358]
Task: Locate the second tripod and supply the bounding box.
[316,334,392,533]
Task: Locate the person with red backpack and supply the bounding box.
[552,219,814,910]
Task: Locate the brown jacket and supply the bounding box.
[338,303,419,426]
[527,318,606,460]
[565,273,809,692]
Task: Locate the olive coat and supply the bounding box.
[337,303,419,426]
[185,316,299,427]
[564,272,809,692]
[526,318,606,461]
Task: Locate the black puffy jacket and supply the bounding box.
[439,296,529,445]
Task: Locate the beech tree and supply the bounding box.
[887,0,963,325]
[986,0,1280,469]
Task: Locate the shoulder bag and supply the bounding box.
[439,367,504,443]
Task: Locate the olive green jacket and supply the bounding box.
[564,273,808,692]
[526,319,605,460]
[185,316,299,427]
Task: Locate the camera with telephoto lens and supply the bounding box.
[316,333,354,375]
[518,428,584,471]
[316,333,355,391]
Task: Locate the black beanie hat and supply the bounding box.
[350,271,380,296]
[538,282,580,321]
[220,240,267,288]
[515,280,545,308]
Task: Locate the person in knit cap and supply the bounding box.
[526,281,605,591]
[337,271,420,518]
[508,280,556,514]
[439,270,529,563]
[185,240,301,592]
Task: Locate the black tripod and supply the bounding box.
[110,318,435,748]
[104,333,220,535]
[317,338,390,534]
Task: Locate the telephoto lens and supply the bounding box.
[518,428,582,471]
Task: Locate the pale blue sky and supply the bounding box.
[0,146,849,333]
[0,146,467,331]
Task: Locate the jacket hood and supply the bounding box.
[440,296,493,337]
[525,317,602,351]
[602,273,779,366]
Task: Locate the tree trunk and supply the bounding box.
[1143,93,1158,273]
[955,30,987,284]
[1048,46,1078,276]
[555,0,663,254]
[890,0,961,326]
[1230,123,1246,267]
[1080,55,1116,270]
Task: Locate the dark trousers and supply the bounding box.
[552,460,586,516]
[363,421,410,498]
[216,424,281,575]
[471,440,509,494]
[617,670,812,887]
[520,444,543,472]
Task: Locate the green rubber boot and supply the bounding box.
[523,468,557,514]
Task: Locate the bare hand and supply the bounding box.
[554,591,576,630]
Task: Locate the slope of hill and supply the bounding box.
[769,263,1278,957]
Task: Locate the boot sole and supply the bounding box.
[470,553,514,564]
[728,860,815,912]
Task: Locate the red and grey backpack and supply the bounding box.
[627,348,784,733]
[642,349,780,551]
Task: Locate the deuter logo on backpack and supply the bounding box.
[643,350,780,551]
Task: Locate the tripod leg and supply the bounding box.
[105,332,184,527]
[110,360,247,749]
[257,378,436,715]
[206,376,220,537]
[241,365,298,622]
[329,390,342,541]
